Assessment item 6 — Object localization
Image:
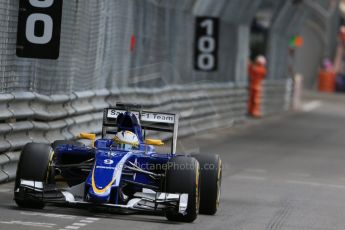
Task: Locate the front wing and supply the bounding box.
[14,180,188,215]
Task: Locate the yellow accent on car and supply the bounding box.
[79,133,96,147]
[91,165,121,195]
[145,139,164,146]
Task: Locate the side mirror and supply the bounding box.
[145,139,164,146]
[79,133,96,147]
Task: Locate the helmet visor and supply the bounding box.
[115,143,139,151]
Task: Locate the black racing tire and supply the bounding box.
[165,156,200,223]
[14,143,54,209]
[51,140,84,150]
[193,154,222,215]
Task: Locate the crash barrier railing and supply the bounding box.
[262,79,293,116]
[0,80,292,183]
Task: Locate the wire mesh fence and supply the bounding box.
[0,0,249,95]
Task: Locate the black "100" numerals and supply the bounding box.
[194,17,219,72]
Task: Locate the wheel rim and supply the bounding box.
[216,159,222,209]
[45,149,55,183]
[196,162,200,212]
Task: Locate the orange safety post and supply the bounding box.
[318,59,336,93]
[318,70,336,93]
[248,56,267,118]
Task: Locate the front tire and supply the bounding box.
[193,154,222,215]
[165,156,200,223]
[14,143,54,209]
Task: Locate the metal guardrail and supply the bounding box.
[0,81,292,183]
[262,79,293,116]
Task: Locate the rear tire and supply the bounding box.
[14,143,54,209]
[165,156,200,223]
[193,154,222,215]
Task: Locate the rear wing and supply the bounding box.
[102,105,179,155]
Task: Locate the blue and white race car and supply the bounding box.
[14,104,222,222]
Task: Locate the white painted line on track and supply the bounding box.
[285,180,345,189]
[79,220,94,223]
[64,226,80,230]
[302,100,322,112]
[288,172,311,178]
[85,217,100,221]
[21,211,77,219]
[60,217,99,230]
[0,220,56,228]
[232,173,345,189]
[0,188,11,193]
[72,223,87,226]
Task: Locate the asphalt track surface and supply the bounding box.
[0,93,345,230]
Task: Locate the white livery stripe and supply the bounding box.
[114,152,134,187]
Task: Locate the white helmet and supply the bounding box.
[114,131,140,150]
[255,55,267,66]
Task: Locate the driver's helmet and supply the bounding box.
[114,131,140,151]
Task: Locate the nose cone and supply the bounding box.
[92,159,118,193]
[87,186,111,203]
[86,150,119,203]
[86,150,134,204]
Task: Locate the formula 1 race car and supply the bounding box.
[14,104,222,222]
